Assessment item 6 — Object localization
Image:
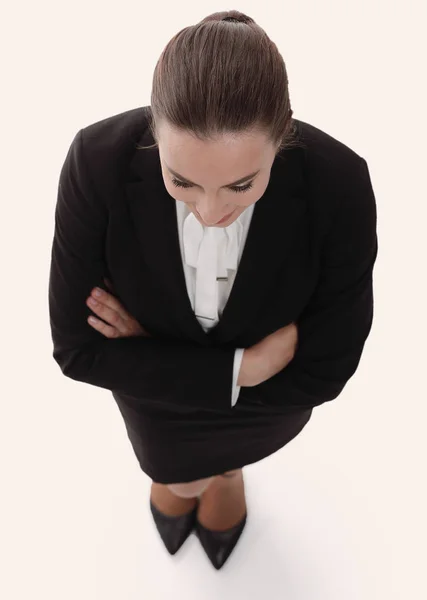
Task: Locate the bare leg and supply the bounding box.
[150,482,198,516]
[197,469,247,531]
[150,476,215,517]
[168,476,216,499]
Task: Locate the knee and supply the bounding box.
[220,469,240,478]
[168,476,215,498]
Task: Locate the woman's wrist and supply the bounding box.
[237,347,264,387]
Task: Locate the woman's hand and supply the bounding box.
[86,277,151,338]
[238,322,298,387]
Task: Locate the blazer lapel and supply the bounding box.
[125,121,307,345]
[211,147,307,344]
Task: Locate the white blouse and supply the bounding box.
[175,200,255,406]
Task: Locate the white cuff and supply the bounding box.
[231,348,245,406]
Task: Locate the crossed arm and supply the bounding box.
[49,128,377,411]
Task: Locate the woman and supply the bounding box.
[48,10,378,570]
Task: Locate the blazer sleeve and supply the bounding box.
[48,129,236,410]
[255,156,378,409]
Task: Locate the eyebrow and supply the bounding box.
[165,164,260,187]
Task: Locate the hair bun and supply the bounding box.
[199,11,255,26]
[221,13,254,25]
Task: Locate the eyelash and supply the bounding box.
[171,177,254,194]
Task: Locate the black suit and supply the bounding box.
[48,106,378,483]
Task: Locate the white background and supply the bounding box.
[1,1,426,598]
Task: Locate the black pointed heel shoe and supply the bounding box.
[195,512,247,570]
[150,498,198,555]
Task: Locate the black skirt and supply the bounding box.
[111,390,314,484]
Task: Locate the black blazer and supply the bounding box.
[48,106,378,411]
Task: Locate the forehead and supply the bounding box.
[157,122,272,179]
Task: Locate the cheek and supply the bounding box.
[236,185,267,207]
[164,182,186,202]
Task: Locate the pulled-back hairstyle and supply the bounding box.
[137,9,302,154]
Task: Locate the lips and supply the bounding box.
[215,210,235,224]
[195,208,235,225]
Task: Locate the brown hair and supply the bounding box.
[137,9,302,154]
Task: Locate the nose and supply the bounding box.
[196,200,232,226]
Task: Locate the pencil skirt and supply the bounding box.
[111,390,314,484]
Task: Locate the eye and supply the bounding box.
[171,177,254,193]
[230,182,253,193]
[171,178,192,189]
